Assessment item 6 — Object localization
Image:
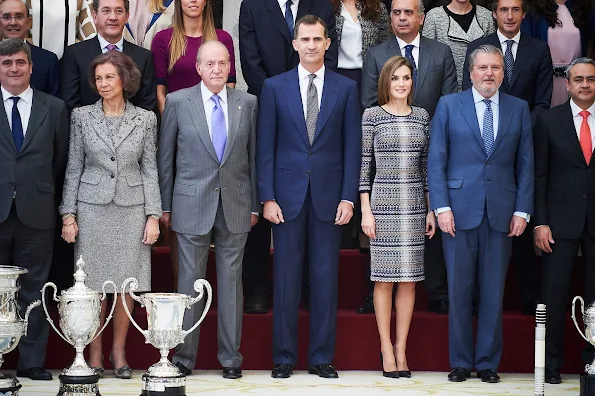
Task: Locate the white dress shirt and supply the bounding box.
[298,63,324,119]
[396,33,421,66]
[496,30,520,61]
[570,99,595,147]
[200,82,229,139]
[337,3,363,69]
[98,33,124,53]
[436,87,528,220]
[2,86,33,136]
[277,0,299,24]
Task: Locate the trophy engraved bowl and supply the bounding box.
[572,296,595,374]
[122,277,212,395]
[0,266,41,394]
[42,256,117,395]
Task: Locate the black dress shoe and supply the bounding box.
[428,300,449,315]
[380,353,398,378]
[447,367,471,382]
[308,363,339,378]
[174,362,192,376]
[477,369,500,383]
[356,296,375,314]
[545,368,561,384]
[222,367,242,379]
[271,364,292,378]
[244,294,267,314]
[16,367,52,380]
[398,370,412,378]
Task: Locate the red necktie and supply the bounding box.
[580,110,592,164]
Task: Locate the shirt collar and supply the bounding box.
[277,0,298,8]
[201,81,228,105]
[2,85,33,103]
[472,86,499,105]
[570,99,595,119]
[298,63,325,82]
[395,33,421,50]
[97,33,124,51]
[496,29,521,45]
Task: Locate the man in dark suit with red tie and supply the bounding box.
[534,57,595,385]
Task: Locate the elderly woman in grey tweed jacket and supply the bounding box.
[422,0,495,90]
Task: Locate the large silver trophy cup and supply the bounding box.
[0,266,40,396]
[42,257,117,396]
[572,296,595,396]
[122,277,212,396]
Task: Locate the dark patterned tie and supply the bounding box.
[285,0,294,38]
[482,99,494,156]
[306,74,318,145]
[10,97,23,151]
[504,40,514,86]
[404,44,418,88]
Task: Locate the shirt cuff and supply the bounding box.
[434,207,451,216]
[341,200,354,207]
[534,224,547,230]
[251,212,259,216]
[513,212,530,221]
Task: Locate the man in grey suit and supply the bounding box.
[0,39,69,381]
[158,40,259,380]
[360,0,458,315]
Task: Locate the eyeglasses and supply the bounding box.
[0,14,27,22]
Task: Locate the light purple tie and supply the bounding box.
[211,94,226,162]
[106,44,118,51]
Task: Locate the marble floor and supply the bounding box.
[12,371,580,395]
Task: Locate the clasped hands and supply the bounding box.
[263,200,353,225]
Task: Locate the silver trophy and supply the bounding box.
[42,257,117,396]
[122,277,212,396]
[572,296,595,395]
[0,266,40,396]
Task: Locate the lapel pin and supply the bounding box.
[238,106,242,110]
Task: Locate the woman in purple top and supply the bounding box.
[151,0,236,114]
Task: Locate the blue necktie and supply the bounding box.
[10,97,23,152]
[285,0,294,38]
[404,44,418,88]
[482,99,494,156]
[504,40,514,86]
[211,95,227,162]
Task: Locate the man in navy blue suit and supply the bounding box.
[257,15,360,379]
[428,44,533,383]
[0,0,60,97]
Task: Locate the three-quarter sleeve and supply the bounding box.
[359,107,375,193]
[151,29,170,87]
[59,108,85,215]
[140,111,163,217]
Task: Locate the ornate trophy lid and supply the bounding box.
[60,257,101,300]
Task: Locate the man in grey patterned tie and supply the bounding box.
[158,40,259,380]
[428,44,534,384]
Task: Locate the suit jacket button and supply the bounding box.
[306,171,310,175]
[309,151,313,156]
[584,194,587,198]
[110,173,115,178]
[215,188,220,191]
[111,157,115,161]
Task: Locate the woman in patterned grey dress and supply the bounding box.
[360,56,435,378]
[60,51,161,378]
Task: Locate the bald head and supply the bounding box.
[195,40,230,94]
[0,0,31,40]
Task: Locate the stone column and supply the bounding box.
[222,0,247,91]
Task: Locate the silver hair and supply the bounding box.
[565,57,595,80]
[391,0,425,15]
[0,38,31,63]
[195,40,230,64]
[468,44,504,70]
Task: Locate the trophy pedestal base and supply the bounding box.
[581,373,595,396]
[140,373,186,396]
[0,374,22,396]
[57,374,101,396]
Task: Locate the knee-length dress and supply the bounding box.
[359,106,430,282]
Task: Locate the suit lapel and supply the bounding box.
[315,72,339,139]
[509,34,530,88]
[89,100,115,152]
[282,69,310,146]
[490,95,512,157]
[558,101,586,166]
[189,85,220,163]
[111,102,138,149]
[20,90,48,152]
[267,0,292,44]
[416,37,432,99]
[221,89,243,165]
[385,37,402,61]
[459,90,484,153]
[84,37,102,62]
[0,96,16,152]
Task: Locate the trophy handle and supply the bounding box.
[572,295,589,342]
[121,277,149,341]
[40,283,71,344]
[181,279,212,338]
[23,300,41,337]
[90,280,118,343]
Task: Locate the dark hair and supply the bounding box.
[0,38,31,63]
[294,15,328,40]
[93,0,130,13]
[88,51,140,99]
[491,0,526,12]
[330,0,383,22]
[565,57,595,80]
[378,56,414,105]
[524,0,592,29]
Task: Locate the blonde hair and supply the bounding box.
[148,0,166,13]
[168,0,217,72]
[377,56,414,106]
